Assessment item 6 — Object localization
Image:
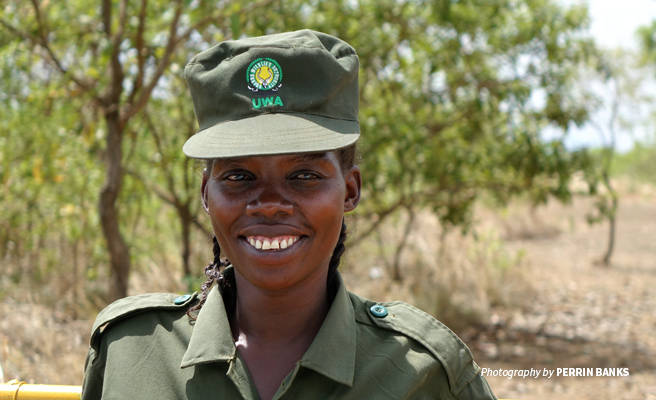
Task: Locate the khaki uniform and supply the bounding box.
[82,273,496,399]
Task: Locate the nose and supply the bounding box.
[246,183,294,218]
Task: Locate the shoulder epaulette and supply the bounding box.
[90,292,198,349]
[350,292,480,396]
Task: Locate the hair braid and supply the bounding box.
[327,219,348,299]
[187,236,235,319]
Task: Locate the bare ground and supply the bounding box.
[466,194,656,399]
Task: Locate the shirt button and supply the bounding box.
[174,294,191,305]
[369,304,388,318]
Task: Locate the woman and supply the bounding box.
[82,30,496,400]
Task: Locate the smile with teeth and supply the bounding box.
[246,236,301,251]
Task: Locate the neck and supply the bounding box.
[231,269,331,345]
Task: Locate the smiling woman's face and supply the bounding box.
[201,151,361,293]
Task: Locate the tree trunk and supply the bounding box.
[99,110,131,301]
[602,203,616,266]
[601,171,618,267]
[178,202,193,278]
[392,207,416,282]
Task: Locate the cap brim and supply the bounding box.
[183,113,360,159]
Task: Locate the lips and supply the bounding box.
[245,235,301,250]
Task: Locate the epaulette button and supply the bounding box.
[369,304,388,318]
[174,294,192,305]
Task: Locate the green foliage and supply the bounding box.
[1,0,603,304]
[634,22,656,185]
[0,38,105,298]
[638,20,656,65]
[610,142,656,185]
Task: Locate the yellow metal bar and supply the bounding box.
[0,381,81,400]
[0,381,522,400]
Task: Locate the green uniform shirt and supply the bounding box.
[82,273,496,399]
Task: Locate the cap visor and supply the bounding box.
[183,113,359,159]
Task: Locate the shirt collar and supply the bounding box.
[298,272,356,387]
[180,270,357,387]
[180,281,236,368]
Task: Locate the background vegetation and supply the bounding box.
[2,0,656,395]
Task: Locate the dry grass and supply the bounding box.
[343,209,534,331]
[0,260,196,385]
[0,299,89,384]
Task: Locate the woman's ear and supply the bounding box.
[201,168,210,214]
[343,165,361,212]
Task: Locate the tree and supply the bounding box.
[0,40,103,309]
[126,73,212,280]
[584,50,652,266]
[1,0,276,301]
[578,23,656,267]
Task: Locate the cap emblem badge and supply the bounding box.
[247,58,283,92]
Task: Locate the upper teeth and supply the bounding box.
[247,236,299,250]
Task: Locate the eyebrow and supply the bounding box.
[286,153,330,163]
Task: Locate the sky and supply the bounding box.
[584,0,656,50]
[557,0,656,152]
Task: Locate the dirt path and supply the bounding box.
[471,195,656,400]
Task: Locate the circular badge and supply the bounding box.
[247,58,282,92]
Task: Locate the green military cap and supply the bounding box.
[182,29,360,159]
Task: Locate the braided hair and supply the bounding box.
[187,236,235,319]
[327,219,348,298]
[187,145,356,320]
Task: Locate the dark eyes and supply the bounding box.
[222,171,321,182]
[225,172,251,181]
[294,172,320,180]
